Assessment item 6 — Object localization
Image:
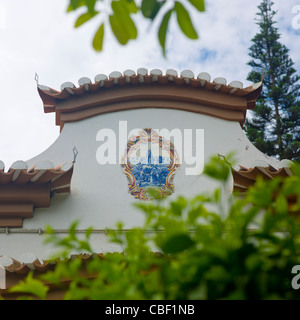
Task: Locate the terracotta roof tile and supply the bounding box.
[37,68,263,130]
[232,162,299,219]
[0,161,73,189]
[232,159,294,188]
[39,68,262,101]
[0,253,102,275]
[0,161,74,227]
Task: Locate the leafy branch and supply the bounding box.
[67,0,205,56]
[7,156,300,300]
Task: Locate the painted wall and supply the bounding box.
[0,108,280,260]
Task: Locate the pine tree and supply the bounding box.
[245,0,300,161]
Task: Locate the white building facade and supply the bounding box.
[0,68,292,263]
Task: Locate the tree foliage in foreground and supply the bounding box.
[8,155,300,300]
[66,0,205,55]
[245,0,300,161]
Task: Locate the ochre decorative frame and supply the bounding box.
[121,129,180,200]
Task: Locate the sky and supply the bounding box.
[0,0,299,168]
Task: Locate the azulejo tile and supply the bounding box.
[121,129,180,200]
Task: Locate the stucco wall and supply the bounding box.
[0,108,280,260]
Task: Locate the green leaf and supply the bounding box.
[9,273,49,300]
[188,0,205,12]
[109,15,129,45]
[161,233,195,254]
[141,0,164,19]
[75,11,99,28]
[188,204,209,226]
[204,265,230,282]
[275,194,288,214]
[203,156,231,181]
[203,243,228,261]
[174,1,198,39]
[146,187,164,200]
[291,163,300,177]
[68,0,97,14]
[68,0,85,12]
[69,220,80,239]
[169,197,187,216]
[121,0,138,14]
[86,0,97,13]
[170,202,182,216]
[245,254,263,272]
[110,0,137,45]
[85,226,94,239]
[93,23,105,51]
[158,9,172,56]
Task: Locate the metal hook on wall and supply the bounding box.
[34,73,39,85]
[73,146,79,164]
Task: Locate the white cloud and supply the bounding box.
[0,0,299,168]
